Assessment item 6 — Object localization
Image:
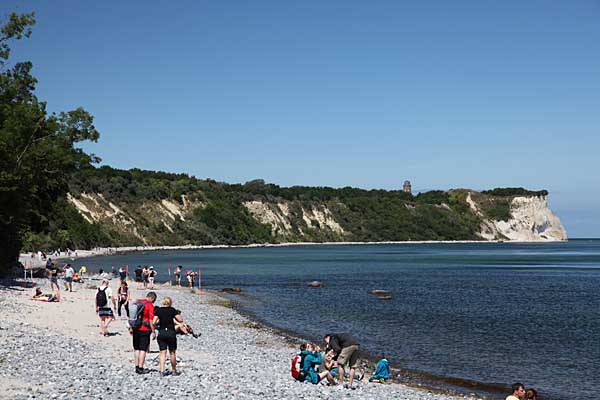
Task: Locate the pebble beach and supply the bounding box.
[0,277,485,400]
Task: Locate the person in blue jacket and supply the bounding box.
[301,343,336,385]
[369,354,390,382]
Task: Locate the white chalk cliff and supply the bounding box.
[468,193,567,241]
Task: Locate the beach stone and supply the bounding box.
[221,287,242,293]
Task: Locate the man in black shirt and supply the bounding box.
[324,333,360,389]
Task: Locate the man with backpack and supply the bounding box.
[95,279,114,336]
[129,291,157,374]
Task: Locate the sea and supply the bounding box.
[80,240,600,400]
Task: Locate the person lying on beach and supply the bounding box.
[32,287,59,302]
[299,343,336,385]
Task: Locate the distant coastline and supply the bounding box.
[19,238,567,270]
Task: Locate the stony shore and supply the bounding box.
[0,277,483,400]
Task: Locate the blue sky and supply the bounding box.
[3,1,599,236]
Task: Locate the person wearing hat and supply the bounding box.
[95,279,114,336]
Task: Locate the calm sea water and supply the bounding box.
[81,241,600,399]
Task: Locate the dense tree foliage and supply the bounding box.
[0,12,99,272]
[482,187,548,197]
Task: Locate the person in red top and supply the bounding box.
[130,291,157,374]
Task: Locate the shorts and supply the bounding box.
[135,276,142,282]
[133,330,151,351]
[50,276,58,284]
[98,307,114,317]
[337,345,360,369]
[65,277,73,283]
[157,330,177,351]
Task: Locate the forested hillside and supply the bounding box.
[20,165,555,251]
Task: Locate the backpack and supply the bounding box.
[128,300,146,329]
[291,352,307,381]
[96,287,108,307]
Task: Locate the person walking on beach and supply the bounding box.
[153,296,185,376]
[324,333,361,389]
[130,291,157,374]
[117,281,130,318]
[96,279,114,336]
[64,264,75,292]
[506,382,526,400]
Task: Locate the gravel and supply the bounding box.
[0,279,481,400]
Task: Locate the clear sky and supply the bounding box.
[3,1,599,237]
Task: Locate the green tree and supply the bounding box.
[0,12,100,273]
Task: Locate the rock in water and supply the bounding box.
[368,289,391,295]
[307,281,322,287]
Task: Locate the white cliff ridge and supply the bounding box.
[493,195,567,241]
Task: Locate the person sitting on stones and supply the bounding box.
[173,310,200,338]
[299,342,336,385]
[369,354,390,383]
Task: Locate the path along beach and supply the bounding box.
[0,277,481,400]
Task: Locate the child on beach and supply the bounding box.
[369,354,390,383]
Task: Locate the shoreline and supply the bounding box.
[0,277,482,400]
[19,238,568,270]
[227,294,507,399]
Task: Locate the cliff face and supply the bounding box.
[467,193,567,241]
[65,189,567,245]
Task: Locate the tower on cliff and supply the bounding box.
[403,180,412,193]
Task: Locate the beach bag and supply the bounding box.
[291,353,307,381]
[96,287,108,307]
[128,300,146,328]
